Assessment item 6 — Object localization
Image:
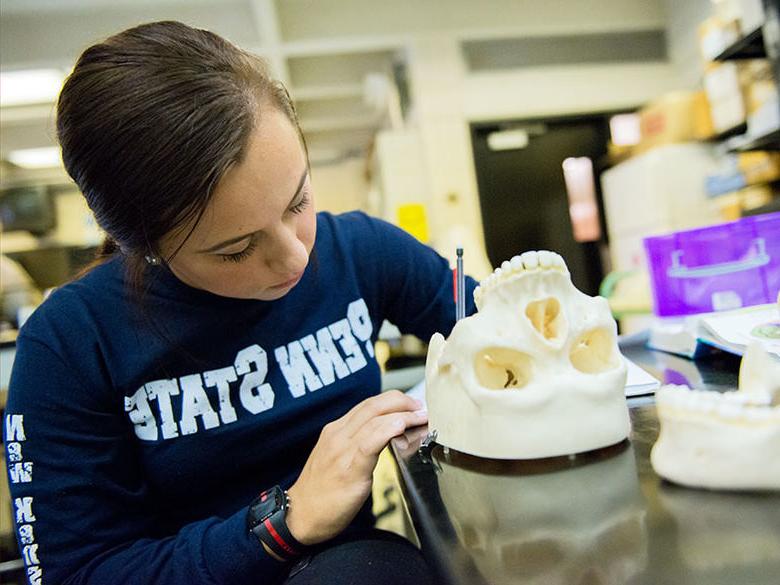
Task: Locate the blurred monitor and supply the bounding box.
[0,185,56,236]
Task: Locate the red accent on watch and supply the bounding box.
[264,518,298,556]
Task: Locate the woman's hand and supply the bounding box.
[285,390,427,545]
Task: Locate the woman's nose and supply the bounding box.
[263,224,308,275]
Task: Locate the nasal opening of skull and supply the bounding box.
[475,347,533,390]
[570,328,620,374]
[525,297,567,343]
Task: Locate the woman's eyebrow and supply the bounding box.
[198,169,309,253]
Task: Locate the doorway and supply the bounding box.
[471,114,615,296]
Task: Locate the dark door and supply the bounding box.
[471,116,611,296]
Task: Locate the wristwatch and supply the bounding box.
[247,485,307,561]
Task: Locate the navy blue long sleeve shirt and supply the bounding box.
[3,211,477,585]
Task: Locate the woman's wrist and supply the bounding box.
[284,484,317,546]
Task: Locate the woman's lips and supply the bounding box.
[271,272,304,289]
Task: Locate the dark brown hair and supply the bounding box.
[58,20,305,294]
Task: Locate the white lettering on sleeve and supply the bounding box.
[329,319,367,374]
[9,462,33,484]
[22,544,39,566]
[14,497,35,523]
[274,342,323,398]
[19,524,34,545]
[145,379,180,439]
[179,374,221,435]
[347,298,375,357]
[235,345,275,414]
[7,442,22,462]
[4,414,26,441]
[300,328,350,386]
[27,566,42,585]
[203,366,239,424]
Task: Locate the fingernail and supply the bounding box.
[413,399,424,409]
[414,408,428,417]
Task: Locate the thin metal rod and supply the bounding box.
[456,247,465,321]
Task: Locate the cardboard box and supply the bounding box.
[637,91,714,152]
[734,0,766,34]
[710,93,747,133]
[738,151,780,184]
[703,60,767,133]
[698,16,741,62]
[746,60,780,136]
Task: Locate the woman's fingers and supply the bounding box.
[353,409,428,460]
[342,390,422,438]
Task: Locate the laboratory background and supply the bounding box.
[1,0,780,582]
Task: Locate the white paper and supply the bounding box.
[699,304,780,357]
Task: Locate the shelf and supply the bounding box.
[713,27,766,61]
[742,197,780,216]
[725,127,780,152]
[708,122,748,142]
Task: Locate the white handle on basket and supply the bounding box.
[667,238,770,279]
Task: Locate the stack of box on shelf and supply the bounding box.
[698,0,779,139]
[696,0,780,219]
[706,151,780,218]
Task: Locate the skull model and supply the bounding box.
[426,250,629,459]
[651,342,780,491]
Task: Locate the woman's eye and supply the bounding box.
[289,192,310,215]
[219,238,257,263]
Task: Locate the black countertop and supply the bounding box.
[390,345,780,585]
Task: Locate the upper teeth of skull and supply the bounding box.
[473,250,568,309]
[655,384,780,425]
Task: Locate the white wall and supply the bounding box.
[310,157,369,214]
[662,0,715,89]
[277,0,666,41]
[463,63,681,122]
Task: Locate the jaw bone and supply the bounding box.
[651,343,780,490]
[426,250,629,460]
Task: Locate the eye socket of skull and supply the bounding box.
[500,539,566,578]
[475,347,533,389]
[525,297,567,343]
[570,328,620,374]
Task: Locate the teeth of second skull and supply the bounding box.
[538,251,555,268]
[520,251,538,269]
[510,255,523,270]
[657,384,780,423]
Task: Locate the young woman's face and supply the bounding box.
[160,108,317,301]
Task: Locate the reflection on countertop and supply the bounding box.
[392,346,780,585]
[434,441,647,585]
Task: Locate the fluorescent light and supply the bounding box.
[6,146,62,169]
[0,69,65,107]
[609,113,641,146]
[487,129,529,151]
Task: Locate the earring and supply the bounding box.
[144,255,161,266]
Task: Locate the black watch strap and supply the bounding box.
[247,486,307,561]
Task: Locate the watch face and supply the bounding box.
[252,487,284,525]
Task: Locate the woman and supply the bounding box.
[3,20,477,585]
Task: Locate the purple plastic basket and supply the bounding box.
[643,212,780,317]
